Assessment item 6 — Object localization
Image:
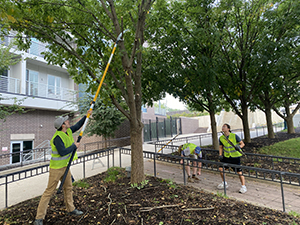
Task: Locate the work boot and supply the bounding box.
[69,209,83,216]
[192,175,200,180]
[187,177,194,183]
[33,219,43,225]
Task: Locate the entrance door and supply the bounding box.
[11,141,22,164]
[10,141,34,164]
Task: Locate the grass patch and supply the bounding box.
[73,179,90,189]
[103,167,126,183]
[260,138,300,158]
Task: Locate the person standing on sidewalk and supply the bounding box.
[179,143,202,182]
[34,110,92,225]
[217,123,247,193]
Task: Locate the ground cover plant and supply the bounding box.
[1,131,300,224]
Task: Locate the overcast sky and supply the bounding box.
[161,93,187,110]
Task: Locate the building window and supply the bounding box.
[26,70,39,96]
[48,75,61,97]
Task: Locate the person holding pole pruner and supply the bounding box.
[179,143,202,183]
[33,110,92,225]
[217,123,247,194]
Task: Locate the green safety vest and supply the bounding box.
[183,143,197,155]
[220,133,242,158]
[50,128,78,169]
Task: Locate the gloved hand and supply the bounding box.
[235,144,241,150]
[219,155,223,161]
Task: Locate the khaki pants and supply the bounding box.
[36,167,75,219]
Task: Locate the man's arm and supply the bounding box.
[54,136,77,156]
[70,116,86,133]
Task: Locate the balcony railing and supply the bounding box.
[0,76,20,94]
[26,81,76,101]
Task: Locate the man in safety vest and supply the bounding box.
[34,110,92,225]
[218,123,247,193]
[179,143,202,183]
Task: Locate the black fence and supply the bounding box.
[1,147,300,212]
[0,136,130,171]
[143,117,180,142]
[154,122,285,148]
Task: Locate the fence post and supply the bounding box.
[222,165,227,196]
[149,119,152,141]
[170,117,173,137]
[5,176,8,208]
[163,118,166,137]
[154,152,157,177]
[156,117,159,141]
[107,150,109,169]
[119,148,122,167]
[280,172,286,212]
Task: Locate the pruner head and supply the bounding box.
[116,29,129,42]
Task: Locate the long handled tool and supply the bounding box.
[157,134,180,153]
[220,131,246,156]
[57,31,126,194]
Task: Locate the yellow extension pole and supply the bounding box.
[157,134,180,153]
[57,31,126,194]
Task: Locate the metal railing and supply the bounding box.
[0,148,115,208]
[0,75,20,94]
[154,122,284,147]
[119,148,300,212]
[25,81,76,101]
[1,147,300,211]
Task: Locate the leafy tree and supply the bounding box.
[0,0,154,183]
[77,86,126,145]
[251,0,300,136]
[144,0,227,149]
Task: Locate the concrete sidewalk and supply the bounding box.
[1,145,300,215]
[143,159,300,214]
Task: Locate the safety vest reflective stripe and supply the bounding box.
[51,154,71,161]
[223,146,237,153]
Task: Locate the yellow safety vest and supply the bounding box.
[183,143,197,155]
[220,133,242,158]
[50,128,78,169]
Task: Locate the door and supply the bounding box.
[10,141,34,164]
[11,141,22,164]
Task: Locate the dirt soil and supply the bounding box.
[1,132,300,225]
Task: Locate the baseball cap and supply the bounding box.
[54,115,69,129]
[195,146,201,155]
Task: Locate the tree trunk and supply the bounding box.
[209,111,219,150]
[265,107,275,138]
[130,120,145,184]
[241,107,251,143]
[286,116,295,134]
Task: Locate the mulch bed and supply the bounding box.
[1,131,300,224]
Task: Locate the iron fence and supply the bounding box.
[1,146,300,212]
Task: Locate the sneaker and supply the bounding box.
[33,219,43,225]
[217,182,228,189]
[239,186,247,194]
[187,177,194,183]
[192,175,200,180]
[69,209,83,216]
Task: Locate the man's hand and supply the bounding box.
[87,109,93,116]
[75,142,80,149]
[219,155,223,161]
[180,159,183,164]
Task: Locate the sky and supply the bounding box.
[160,93,187,110]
